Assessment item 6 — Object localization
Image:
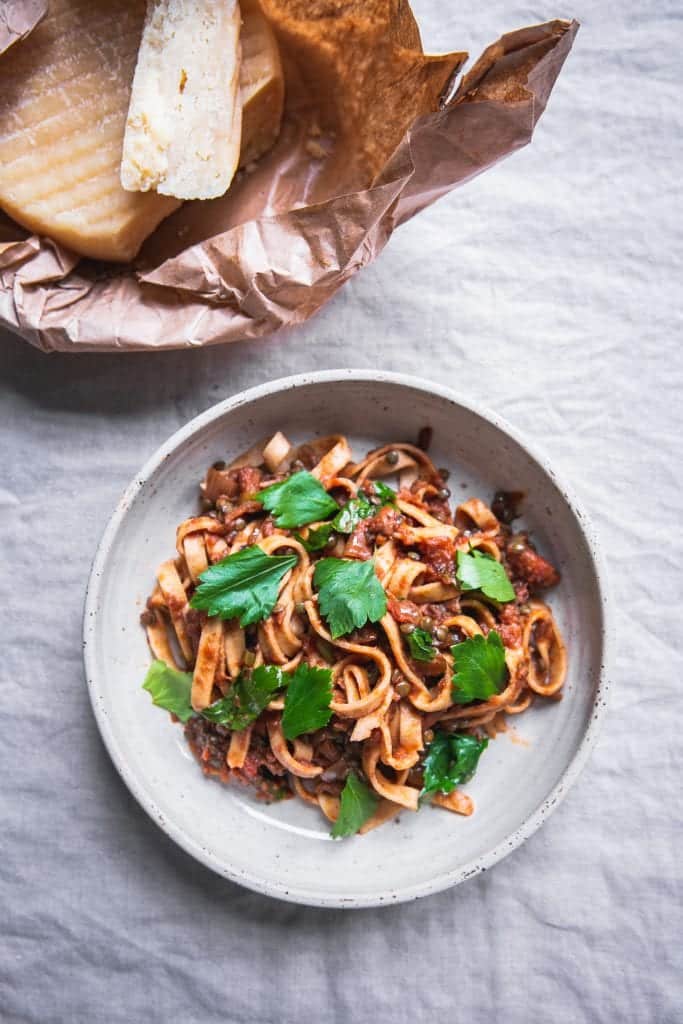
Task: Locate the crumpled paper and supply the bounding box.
[0,13,578,352]
[0,0,46,54]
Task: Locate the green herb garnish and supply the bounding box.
[421,731,488,797]
[451,630,507,704]
[190,546,297,626]
[331,494,375,534]
[201,665,285,730]
[373,480,397,504]
[297,484,395,548]
[313,557,387,639]
[142,660,194,722]
[455,549,515,602]
[143,658,335,738]
[407,626,436,662]
[296,522,335,553]
[254,470,339,529]
[331,772,379,838]
[333,484,396,533]
[281,664,333,740]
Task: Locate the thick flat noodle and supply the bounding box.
[349,685,393,742]
[306,604,393,718]
[191,617,223,711]
[385,557,427,598]
[267,718,323,778]
[156,558,193,663]
[223,620,245,678]
[455,498,500,536]
[176,515,227,555]
[432,790,474,816]
[289,775,321,807]
[410,582,459,603]
[396,499,458,535]
[443,613,484,638]
[524,602,567,696]
[262,431,292,472]
[183,532,208,583]
[349,443,435,484]
[379,700,423,771]
[227,726,253,769]
[144,608,181,668]
[331,657,391,719]
[458,600,497,631]
[276,435,346,475]
[317,792,341,823]
[363,739,419,811]
[310,437,353,484]
[458,536,501,559]
[227,438,271,470]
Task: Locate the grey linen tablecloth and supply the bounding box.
[1,2,681,1021]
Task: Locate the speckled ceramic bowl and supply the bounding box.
[83,370,610,908]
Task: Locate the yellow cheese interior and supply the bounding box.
[0,0,284,263]
[121,0,243,201]
[240,0,285,168]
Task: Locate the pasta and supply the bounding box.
[141,433,567,836]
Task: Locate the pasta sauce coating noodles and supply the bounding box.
[141,434,567,836]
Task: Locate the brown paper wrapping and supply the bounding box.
[0,0,46,55]
[0,13,578,353]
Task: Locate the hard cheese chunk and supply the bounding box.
[239,0,285,167]
[122,0,243,201]
[0,0,284,262]
[0,0,177,262]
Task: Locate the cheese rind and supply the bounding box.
[239,0,285,166]
[0,0,284,262]
[121,0,243,201]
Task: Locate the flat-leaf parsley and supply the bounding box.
[313,558,387,639]
[190,546,297,626]
[254,471,339,529]
[451,630,507,704]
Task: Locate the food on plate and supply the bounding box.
[121,0,243,200]
[0,0,284,260]
[141,432,567,838]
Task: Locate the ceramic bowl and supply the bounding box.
[83,370,610,908]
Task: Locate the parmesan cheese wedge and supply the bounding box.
[122,0,243,201]
[0,0,283,262]
[239,0,285,167]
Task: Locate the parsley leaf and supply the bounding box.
[333,484,397,534]
[190,546,297,626]
[332,494,374,534]
[373,480,397,504]
[201,665,284,730]
[296,522,335,553]
[421,731,488,797]
[254,470,339,529]
[331,772,379,838]
[281,664,333,740]
[142,660,194,722]
[451,630,507,704]
[456,549,515,602]
[314,557,387,639]
[407,627,436,662]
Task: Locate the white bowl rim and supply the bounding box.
[83,369,612,909]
